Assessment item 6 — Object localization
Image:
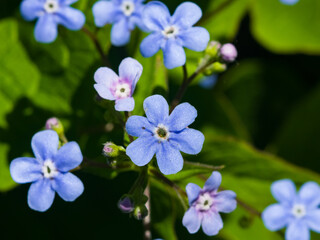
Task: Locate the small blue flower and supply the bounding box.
[280,0,299,5]
[10,130,84,212]
[125,95,204,175]
[20,0,85,43]
[140,1,210,69]
[199,75,218,89]
[262,179,320,240]
[93,0,146,46]
[94,57,142,112]
[182,171,237,236]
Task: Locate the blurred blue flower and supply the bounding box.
[140,1,210,69]
[94,57,142,111]
[182,171,237,236]
[126,95,204,175]
[10,130,84,212]
[199,75,218,89]
[93,0,146,46]
[262,179,320,240]
[20,0,85,43]
[280,0,299,5]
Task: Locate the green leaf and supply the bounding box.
[0,144,16,191]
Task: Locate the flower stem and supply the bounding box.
[143,184,152,240]
[184,161,225,170]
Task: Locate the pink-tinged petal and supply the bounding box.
[94,83,115,100]
[94,67,118,86]
[118,57,143,91]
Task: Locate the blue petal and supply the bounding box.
[60,0,79,5]
[115,97,135,111]
[142,1,170,31]
[285,220,310,240]
[143,95,169,125]
[94,67,118,86]
[163,39,186,69]
[201,212,223,236]
[140,33,163,58]
[169,129,204,155]
[20,0,43,21]
[298,181,320,209]
[185,183,201,205]
[28,179,55,212]
[118,57,143,92]
[56,6,85,30]
[156,141,183,175]
[126,135,158,166]
[204,171,221,192]
[261,203,290,231]
[179,27,210,52]
[172,2,202,28]
[53,142,83,172]
[182,207,201,234]
[34,14,58,43]
[92,1,117,27]
[306,209,320,233]
[280,0,299,5]
[111,18,131,46]
[94,83,115,100]
[271,179,296,204]
[31,130,59,162]
[10,157,42,183]
[215,190,237,213]
[126,116,154,137]
[52,172,84,201]
[168,102,197,131]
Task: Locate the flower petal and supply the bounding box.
[53,142,83,172]
[142,1,170,31]
[179,27,210,52]
[31,130,59,162]
[156,141,183,175]
[115,97,135,112]
[34,14,58,43]
[111,18,131,46]
[92,1,116,27]
[298,181,320,209]
[172,2,202,28]
[201,212,223,236]
[10,157,42,183]
[169,128,204,155]
[126,116,154,137]
[118,57,143,91]
[186,183,201,205]
[60,0,79,5]
[306,209,320,233]
[204,171,221,192]
[52,172,84,201]
[94,67,118,86]
[94,83,115,100]
[271,179,296,203]
[20,0,43,21]
[167,102,197,131]
[143,95,169,125]
[126,135,158,166]
[140,33,163,58]
[285,220,310,240]
[163,39,186,69]
[261,203,290,231]
[182,207,201,234]
[215,190,237,213]
[28,179,55,212]
[55,6,85,30]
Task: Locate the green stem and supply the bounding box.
[184,161,225,170]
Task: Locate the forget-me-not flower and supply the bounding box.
[125,95,204,175]
[280,0,299,5]
[94,57,142,112]
[93,0,146,46]
[182,171,237,236]
[10,130,84,212]
[140,1,210,69]
[262,179,320,240]
[20,0,85,43]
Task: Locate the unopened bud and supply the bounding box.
[205,41,221,58]
[102,142,125,158]
[45,117,64,135]
[203,62,227,76]
[220,43,237,62]
[133,205,148,220]
[118,196,134,213]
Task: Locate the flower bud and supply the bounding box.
[102,142,125,158]
[220,43,238,62]
[205,41,221,58]
[203,62,227,76]
[133,204,148,220]
[118,196,134,213]
[45,117,64,135]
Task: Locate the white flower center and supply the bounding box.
[154,124,169,141]
[121,1,135,16]
[114,83,131,99]
[196,192,214,211]
[162,26,179,38]
[291,204,306,218]
[42,159,58,178]
[44,0,59,13]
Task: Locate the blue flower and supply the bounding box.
[140,1,210,69]
[199,75,218,89]
[280,0,299,5]
[262,179,320,240]
[94,57,142,112]
[93,0,146,46]
[20,0,85,43]
[182,171,237,236]
[125,95,204,175]
[10,130,84,212]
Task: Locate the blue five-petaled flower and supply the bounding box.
[262,179,320,240]
[140,1,210,69]
[10,130,84,212]
[20,0,85,43]
[93,0,146,46]
[182,171,237,236]
[125,95,204,175]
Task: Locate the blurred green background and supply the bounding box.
[1,0,320,239]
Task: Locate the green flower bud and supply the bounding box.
[45,117,64,136]
[205,41,221,58]
[102,142,125,158]
[133,204,148,220]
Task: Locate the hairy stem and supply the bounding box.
[143,184,152,240]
